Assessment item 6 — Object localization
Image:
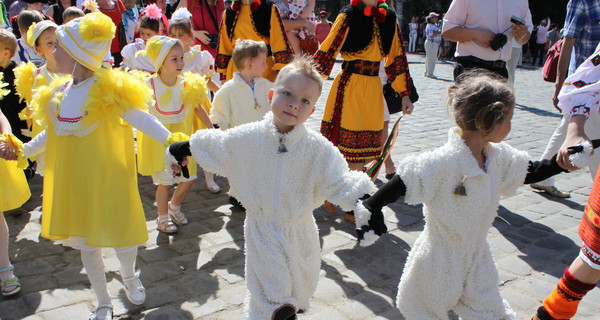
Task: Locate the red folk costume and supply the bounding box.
[314,0,411,163]
[216,0,293,82]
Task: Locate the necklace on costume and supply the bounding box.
[231,0,261,11]
[350,0,388,23]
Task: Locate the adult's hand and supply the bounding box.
[401,96,414,115]
[193,29,211,45]
[511,23,530,45]
[472,28,496,48]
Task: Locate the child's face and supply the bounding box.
[139,28,158,43]
[487,106,514,143]
[35,28,57,61]
[53,42,77,74]
[269,72,320,133]
[0,48,12,67]
[168,28,192,52]
[160,44,185,77]
[246,52,268,78]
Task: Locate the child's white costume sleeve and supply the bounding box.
[396,151,441,205]
[495,143,530,197]
[188,128,231,177]
[122,109,171,144]
[209,86,231,129]
[23,130,47,159]
[558,44,600,115]
[315,144,377,211]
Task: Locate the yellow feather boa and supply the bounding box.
[0,133,28,169]
[82,68,153,126]
[28,76,71,127]
[13,62,36,104]
[181,71,208,111]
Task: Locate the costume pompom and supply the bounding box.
[375,8,387,23]
[569,141,594,169]
[13,62,36,103]
[164,132,190,147]
[250,0,261,11]
[0,72,10,99]
[231,1,241,11]
[82,0,99,12]
[79,12,116,42]
[181,71,209,111]
[26,22,37,47]
[354,201,371,228]
[141,36,163,63]
[145,4,162,20]
[82,68,153,126]
[29,76,70,128]
[359,230,379,247]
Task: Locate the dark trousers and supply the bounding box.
[453,56,509,81]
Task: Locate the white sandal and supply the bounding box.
[123,271,145,305]
[157,215,177,233]
[91,304,113,320]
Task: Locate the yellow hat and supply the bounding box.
[56,12,115,71]
[26,20,58,47]
[140,36,182,72]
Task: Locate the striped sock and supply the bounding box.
[541,267,595,319]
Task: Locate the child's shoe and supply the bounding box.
[123,271,145,305]
[91,304,113,320]
[0,265,21,296]
[204,172,221,193]
[157,214,177,233]
[168,202,188,225]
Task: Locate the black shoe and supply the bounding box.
[273,305,297,320]
[385,172,396,180]
[228,196,245,211]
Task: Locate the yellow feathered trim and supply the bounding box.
[0,73,9,99]
[82,68,153,126]
[26,22,36,47]
[13,62,36,103]
[0,133,28,169]
[182,71,208,111]
[79,12,116,42]
[138,37,163,63]
[164,132,190,147]
[29,76,70,128]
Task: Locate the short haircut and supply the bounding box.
[62,7,85,23]
[274,55,323,95]
[168,18,193,37]
[0,29,18,57]
[139,15,160,33]
[18,10,44,32]
[232,39,268,70]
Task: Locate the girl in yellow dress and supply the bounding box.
[12,14,183,320]
[0,78,31,296]
[137,35,213,234]
[314,0,413,171]
[216,0,293,82]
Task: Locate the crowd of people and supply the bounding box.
[0,0,598,319]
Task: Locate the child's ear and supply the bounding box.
[268,88,274,102]
[34,45,42,56]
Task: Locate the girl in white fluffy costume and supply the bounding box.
[166,57,380,320]
[358,70,579,320]
[136,35,213,233]
[7,13,185,320]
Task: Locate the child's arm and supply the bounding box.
[268,4,294,73]
[207,78,220,92]
[385,19,414,115]
[122,109,171,144]
[194,98,213,129]
[313,12,350,77]
[166,128,232,178]
[209,87,231,129]
[557,114,589,171]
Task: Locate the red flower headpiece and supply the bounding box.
[350,0,388,23]
[231,0,261,12]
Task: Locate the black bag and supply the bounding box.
[116,1,128,50]
[384,78,419,114]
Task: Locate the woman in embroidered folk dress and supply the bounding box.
[216,0,293,82]
[137,36,213,233]
[8,14,185,320]
[314,0,413,172]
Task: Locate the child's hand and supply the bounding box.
[354,200,387,247]
[0,142,17,160]
[165,141,192,178]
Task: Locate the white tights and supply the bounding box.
[80,246,138,307]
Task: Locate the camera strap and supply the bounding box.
[203,0,220,31]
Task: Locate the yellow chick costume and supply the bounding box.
[22,14,176,248]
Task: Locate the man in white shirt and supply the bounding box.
[442,0,532,80]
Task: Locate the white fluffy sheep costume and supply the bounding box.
[395,128,529,320]
[183,112,376,319]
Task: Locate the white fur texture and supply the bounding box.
[188,112,376,319]
[354,201,371,228]
[359,230,379,247]
[163,149,178,177]
[395,128,527,320]
[569,140,593,169]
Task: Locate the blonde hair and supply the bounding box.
[0,29,17,57]
[168,18,193,37]
[274,55,323,94]
[63,7,85,23]
[232,39,268,70]
[448,69,514,135]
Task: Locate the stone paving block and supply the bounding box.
[138,245,181,264]
[180,297,227,318]
[23,287,95,313]
[34,303,93,320]
[138,305,194,320]
[143,285,186,309]
[214,283,245,305]
[0,297,30,320]
[497,255,533,276]
[13,255,65,277]
[19,274,58,295]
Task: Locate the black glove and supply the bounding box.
[356,200,387,242]
[169,141,191,178]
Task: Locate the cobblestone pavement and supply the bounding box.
[3,54,599,320]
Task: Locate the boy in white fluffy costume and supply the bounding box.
[166,56,379,320]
